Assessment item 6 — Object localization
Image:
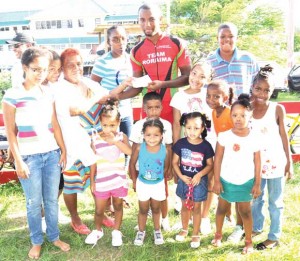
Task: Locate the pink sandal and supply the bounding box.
[71,222,91,235]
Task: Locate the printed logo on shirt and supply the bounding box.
[143,52,172,65]
[181,148,203,173]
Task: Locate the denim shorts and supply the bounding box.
[176,176,208,202]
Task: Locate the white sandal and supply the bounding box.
[190,235,200,248]
[175,229,188,242]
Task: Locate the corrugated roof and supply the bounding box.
[0,21,30,26]
[28,0,109,20]
[0,10,40,23]
[105,15,138,22]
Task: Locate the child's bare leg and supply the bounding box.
[237,202,252,243]
[177,200,190,237]
[161,199,168,219]
[212,198,230,246]
[94,198,107,230]
[150,199,162,231]
[236,203,243,226]
[192,202,201,237]
[138,200,150,231]
[201,170,214,218]
[112,197,123,230]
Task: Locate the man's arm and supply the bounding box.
[148,65,191,91]
[118,70,143,100]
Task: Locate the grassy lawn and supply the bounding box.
[272,90,300,102]
[0,163,299,261]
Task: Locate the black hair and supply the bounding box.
[207,80,234,105]
[179,112,211,139]
[142,91,162,104]
[217,22,238,35]
[48,49,60,61]
[21,47,51,66]
[231,93,252,111]
[142,118,164,135]
[138,3,161,16]
[99,99,120,121]
[252,64,275,87]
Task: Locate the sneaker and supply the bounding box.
[85,229,104,245]
[161,217,171,232]
[200,217,212,235]
[227,225,244,243]
[134,231,145,246]
[112,230,123,247]
[154,230,164,245]
[42,217,47,233]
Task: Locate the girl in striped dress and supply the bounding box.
[85,101,132,247]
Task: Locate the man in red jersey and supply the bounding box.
[119,3,191,123]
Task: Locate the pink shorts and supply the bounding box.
[94,186,128,199]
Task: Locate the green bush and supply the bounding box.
[0,71,12,102]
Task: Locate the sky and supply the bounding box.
[1,0,299,26]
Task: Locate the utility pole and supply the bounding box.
[287,0,295,68]
[166,0,170,35]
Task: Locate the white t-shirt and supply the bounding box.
[218,129,260,185]
[130,117,173,145]
[10,60,24,89]
[170,88,217,148]
[2,85,59,155]
[54,77,108,170]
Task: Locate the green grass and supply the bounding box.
[1,164,300,261]
[272,90,300,102]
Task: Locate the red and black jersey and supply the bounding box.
[130,34,191,123]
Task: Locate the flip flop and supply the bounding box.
[71,222,91,235]
[102,217,115,228]
[256,240,279,250]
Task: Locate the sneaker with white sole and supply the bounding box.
[134,231,145,246]
[227,225,244,243]
[85,229,104,245]
[200,217,212,235]
[112,230,123,247]
[154,230,164,245]
[161,217,171,232]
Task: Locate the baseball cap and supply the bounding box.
[6,32,35,44]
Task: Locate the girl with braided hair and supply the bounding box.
[172,112,214,248]
[85,100,132,247]
[250,64,293,250]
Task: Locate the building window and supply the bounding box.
[57,20,61,29]
[0,45,3,51]
[47,21,51,29]
[22,26,30,30]
[95,18,101,25]
[78,19,84,27]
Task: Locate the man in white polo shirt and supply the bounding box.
[6,32,35,89]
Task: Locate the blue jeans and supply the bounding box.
[120,116,133,167]
[120,116,133,137]
[19,149,61,245]
[252,177,285,241]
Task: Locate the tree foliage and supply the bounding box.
[167,0,287,65]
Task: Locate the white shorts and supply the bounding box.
[136,179,166,201]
